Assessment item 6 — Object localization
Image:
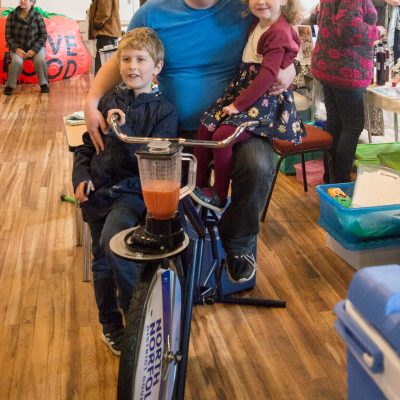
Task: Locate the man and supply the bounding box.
[84,0,295,284]
[89,0,121,74]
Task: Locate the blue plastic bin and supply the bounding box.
[334,265,400,399]
[316,182,400,243]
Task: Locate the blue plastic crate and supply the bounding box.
[316,182,400,243]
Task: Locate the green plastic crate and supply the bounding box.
[378,152,400,171]
[275,151,323,175]
[354,159,380,168]
[355,142,400,161]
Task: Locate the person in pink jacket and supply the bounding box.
[311,0,385,183]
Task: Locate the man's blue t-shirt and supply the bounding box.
[128,0,253,131]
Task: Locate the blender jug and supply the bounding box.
[136,141,197,220]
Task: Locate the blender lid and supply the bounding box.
[136,141,182,157]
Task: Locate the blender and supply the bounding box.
[123,140,196,257]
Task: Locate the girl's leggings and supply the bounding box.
[194,124,252,202]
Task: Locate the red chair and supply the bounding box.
[260,124,334,221]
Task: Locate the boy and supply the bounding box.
[72,28,178,355]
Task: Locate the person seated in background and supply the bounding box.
[72,28,178,355]
[4,0,49,96]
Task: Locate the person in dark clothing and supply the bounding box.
[4,0,48,95]
[72,28,178,355]
[311,0,384,183]
[89,0,121,75]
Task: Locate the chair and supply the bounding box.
[260,124,334,222]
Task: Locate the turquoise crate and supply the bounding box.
[316,182,400,244]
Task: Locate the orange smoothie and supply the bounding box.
[142,180,180,220]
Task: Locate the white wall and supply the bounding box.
[1,0,139,22]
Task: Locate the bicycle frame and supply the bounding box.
[110,114,264,148]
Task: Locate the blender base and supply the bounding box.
[110,227,190,261]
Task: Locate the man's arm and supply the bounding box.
[269,63,296,95]
[84,52,121,153]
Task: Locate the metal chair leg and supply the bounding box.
[260,155,284,222]
[82,220,92,282]
[301,153,308,192]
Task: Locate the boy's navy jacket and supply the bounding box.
[72,87,178,221]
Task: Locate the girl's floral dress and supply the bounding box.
[201,61,306,144]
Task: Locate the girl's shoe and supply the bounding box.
[189,187,226,212]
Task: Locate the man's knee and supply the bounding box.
[10,55,23,67]
[232,138,274,182]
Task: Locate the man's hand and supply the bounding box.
[25,50,36,58]
[107,108,126,127]
[15,48,26,58]
[269,63,296,95]
[84,101,107,154]
[75,180,95,203]
[221,103,239,117]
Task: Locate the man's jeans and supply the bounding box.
[89,194,145,334]
[218,137,274,256]
[6,47,48,88]
[322,85,365,183]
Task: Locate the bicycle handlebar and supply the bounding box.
[111,114,267,148]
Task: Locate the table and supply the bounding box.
[365,85,400,143]
[63,116,86,149]
[62,117,91,282]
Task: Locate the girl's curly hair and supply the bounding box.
[241,0,303,25]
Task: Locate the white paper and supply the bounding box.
[352,166,400,207]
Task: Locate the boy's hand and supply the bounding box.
[270,63,296,95]
[75,181,95,203]
[107,109,126,127]
[221,104,239,117]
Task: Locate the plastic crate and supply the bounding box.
[294,159,324,185]
[316,182,400,243]
[378,152,400,171]
[274,151,323,175]
[325,233,400,269]
[355,142,400,162]
[354,159,380,168]
[335,266,400,399]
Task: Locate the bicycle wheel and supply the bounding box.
[118,259,182,400]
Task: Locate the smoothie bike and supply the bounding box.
[109,117,286,400]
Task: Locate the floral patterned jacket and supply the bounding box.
[311,0,379,88]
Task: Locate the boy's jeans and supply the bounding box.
[89,194,145,333]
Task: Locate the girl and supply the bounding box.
[190,0,305,211]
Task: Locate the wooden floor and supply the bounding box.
[0,75,355,400]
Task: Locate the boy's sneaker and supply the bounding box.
[189,187,226,212]
[226,253,257,283]
[4,87,12,96]
[40,84,50,93]
[101,327,124,356]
